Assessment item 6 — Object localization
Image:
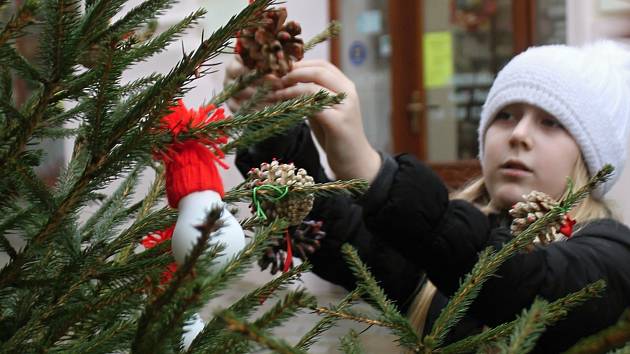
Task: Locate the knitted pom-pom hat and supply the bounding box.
[478,41,630,198]
[157,100,229,208]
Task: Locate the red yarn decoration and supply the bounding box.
[156,100,229,208]
[282,229,293,273]
[559,215,576,238]
[142,225,178,284]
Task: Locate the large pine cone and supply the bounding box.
[509,191,567,245]
[236,7,304,76]
[247,160,314,226]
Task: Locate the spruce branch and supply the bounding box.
[0,232,17,259]
[92,0,177,44]
[136,165,165,221]
[0,64,11,102]
[211,69,263,107]
[0,0,38,47]
[107,0,274,146]
[0,71,47,164]
[254,289,316,329]
[169,218,287,354]
[340,329,364,354]
[80,164,142,242]
[304,20,341,52]
[96,1,275,186]
[188,261,310,353]
[341,244,423,351]
[425,166,614,350]
[297,288,363,351]
[51,319,136,354]
[311,306,402,330]
[1,244,169,352]
[120,8,206,66]
[120,74,162,99]
[87,37,120,154]
[203,90,343,138]
[211,18,340,106]
[234,81,273,115]
[221,93,345,153]
[132,207,223,353]
[0,39,46,83]
[503,299,550,354]
[217,289,317,354]
[74,0,126,41]
[41,0,82,82]
[225,179,368,204]
[15,163,56,212]
[439,280,607,354]
[563,308,630,354]
[195,219,288,306]
[107,206,177,259]
[218,310,307,354]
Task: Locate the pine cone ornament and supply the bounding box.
[258,220,326,274]
[509,191,575,247]
[247,160,315,226]
[236,7,304,76]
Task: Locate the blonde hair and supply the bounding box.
[406,155,614,341]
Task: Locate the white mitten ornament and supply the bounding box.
[158,100,245,270]
[153,100,246,349]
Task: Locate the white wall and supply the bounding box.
[566,0,630,225]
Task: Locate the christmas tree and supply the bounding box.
[0,1,628,353]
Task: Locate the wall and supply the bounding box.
[566,0,630,225]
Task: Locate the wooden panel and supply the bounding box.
[428,159,482,191]
[328,0,341,66]
[512,0,537,53]
[389,0,426,159]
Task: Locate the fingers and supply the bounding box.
[260,74,284,90]
[224,56,247,85]
[272,82,331,100]
[281,62,353,94]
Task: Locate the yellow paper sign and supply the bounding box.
[423,32,454,89]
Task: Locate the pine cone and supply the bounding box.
[247,160,315,226]
[236,7,304,76]
[258,219,326,274]
[508,191,567,246]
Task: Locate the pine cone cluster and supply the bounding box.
[247,160,315,226]
[509,191,568,245]
[258,220,326,274]
[236,7,304,76]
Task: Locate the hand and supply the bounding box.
[223,55,284,113]
[272,60,381,183]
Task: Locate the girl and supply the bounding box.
[227,41,630,352]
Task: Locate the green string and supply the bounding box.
[252,184,289,221]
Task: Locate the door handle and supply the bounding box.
[406,90,424,134]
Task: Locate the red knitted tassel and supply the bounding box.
[282,229,293,272]
[142,225,178,285]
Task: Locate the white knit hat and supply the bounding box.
[478,41,630,198]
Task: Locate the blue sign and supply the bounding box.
[349,41,368,66]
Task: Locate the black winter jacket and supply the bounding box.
[235,123,630,353]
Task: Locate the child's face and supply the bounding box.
[482,103,580,210]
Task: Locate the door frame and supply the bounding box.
[328,0,536,189]
[328,0,536,158]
